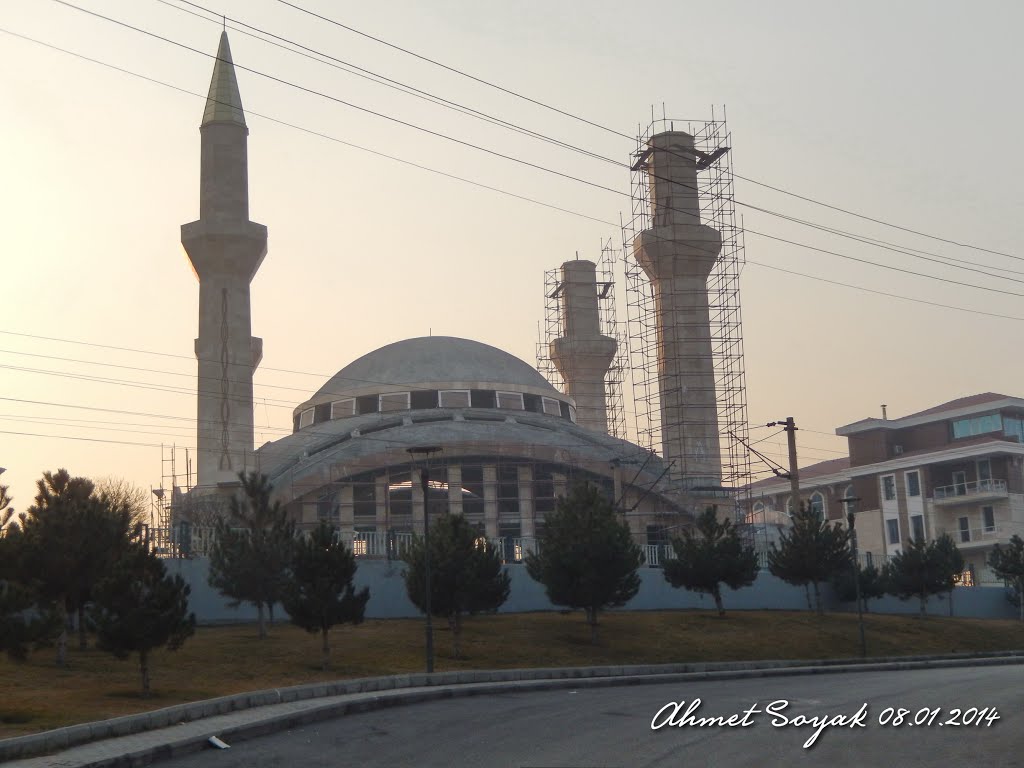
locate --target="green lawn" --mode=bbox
[2,609,1023,739]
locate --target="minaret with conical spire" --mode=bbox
[181,32,267,488]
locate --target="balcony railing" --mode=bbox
[933,478,1007,501]
[937,524,1006,547]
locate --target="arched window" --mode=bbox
[809,492,825,520]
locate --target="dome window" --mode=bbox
[542,397,562,416]
[298,408,314,429]
[331,398,356,419]
[379,392,411,412]
[496,391,525,410]
[439,389,471,408]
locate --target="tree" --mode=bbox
[767,504,851,613]
[403,513,511,658]
[526,482,643,643]
[882,534,964,617]
[89,545,196,695]
[989,535,1024,622]
[662,507,758,616]
[19,470,138,664]
[93,477,152,529]
[281,521,369,670]
[831,563,886,613]
[0,522,61,661]
[208,472,295,638]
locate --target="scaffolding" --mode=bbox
[536,241,629,440]
[149,444,194,555]
[621,110,752,526]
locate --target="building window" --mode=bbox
[496,392,525,410]
[882,475,896,501]
[439,389,471,408]
[299,408,314,429]
[461,465,485,519]
[353,480,376,518]
[906,471,921,498]
[317,492,337,521]
[977,458,992,483]
[952,470,967,496]
[911,514,924,542]
[952,413,1002,439]
[958,516,970,543]
[497,464,519,515]
[568,404,577,423]
[809,492,825,520]
[379,392,411,412]
[1004,416,1024,442]
[886,518,900,545]
[983,505,995,533]
[542,397,562,416]
[331,398,356,419]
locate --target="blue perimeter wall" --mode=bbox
[164,558,1020,623]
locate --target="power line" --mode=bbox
[271,0,1015,261]
[272,0,631,142]
[16,17,1017,307]
[745,261,1024,322]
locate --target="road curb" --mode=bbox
[4,650,1024,766]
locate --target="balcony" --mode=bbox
[932,478,1008,506]
[936,524,1008,549]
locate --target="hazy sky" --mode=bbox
[2,0,1022,511]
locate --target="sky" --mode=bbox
[2,0,1022,513]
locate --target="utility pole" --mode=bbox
[842,496,867,658]
[407,446,441,674]
[782,416,799,514]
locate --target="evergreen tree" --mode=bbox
[208,472,295,638]
[0,521,61,661]
[989,534,1024,622]
[403,513,511,658]
[662,507,758,616]
[767,503,850,613]
[831,563,886,613]
[525,482,643,643]
[89,545,196,695]
[281,521,369,670]
[882,533,963,617]
[18,470,137,664]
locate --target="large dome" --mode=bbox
[294,336,562,418]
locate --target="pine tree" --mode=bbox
[767,503,850,613]
[882,533,963,617]
[403,513,510,658]
[989,535,1024,622]
[525,482,643,643]
[19,470,137,664]
[89,545,196,695]
[0,521,61,661]
[831,563,886,613]
[208,472,295,638]
[282,521,369,670]
[662,507,758,616]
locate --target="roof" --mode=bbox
[306,336,558,405]
[901,392,1011,419]
[749,456,850,491]
[202,32,246,127]
[837,392,1023,436]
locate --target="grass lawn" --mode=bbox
[2,609,1023,739]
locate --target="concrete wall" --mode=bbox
[167,557,1021,624]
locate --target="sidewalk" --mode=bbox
[5,651,1024,768]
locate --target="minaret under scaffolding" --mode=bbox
[181,32,267,488]
[632,130,722,490]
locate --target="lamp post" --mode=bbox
[407,446,441,673]
[841,495,866,658]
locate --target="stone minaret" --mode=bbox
[549,260,616,433]
[181,32,267,487]
[632,131,721,490]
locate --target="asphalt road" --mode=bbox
[161,666,1024,767]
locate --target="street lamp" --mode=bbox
[841,495,866,658]
[407,446,441,673]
